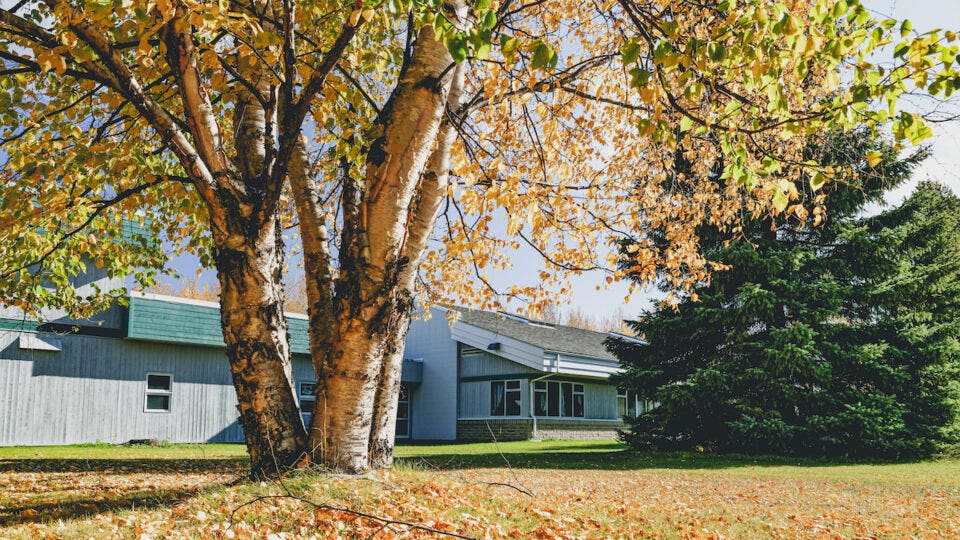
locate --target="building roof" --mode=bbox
[453,309,617,361]
[126,292,311,354]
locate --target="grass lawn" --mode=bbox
[1,441,958,538]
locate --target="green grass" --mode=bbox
[5,439,959,487]
[0,442,246,460]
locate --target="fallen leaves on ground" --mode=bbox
[1,457,959,538]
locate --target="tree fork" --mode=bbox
[309,13,466,471]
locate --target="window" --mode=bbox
[618,388,646,418]
[144,373,172,412]
[299,382,316,415]
[490,380,521,416]
[533,381,585,418]
[534,382,547,416]
[395,385,410,438]
[573,384,585,417]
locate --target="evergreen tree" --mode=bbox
[609,136,960,459]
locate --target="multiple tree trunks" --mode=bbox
[26,0,467,475]
[310,19,467,473]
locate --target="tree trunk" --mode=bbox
[310,16,466,472]
[212,211,308,477]
[367,301,413,469]
[367,61,467,469]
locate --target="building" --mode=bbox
[404,308,628,441]
[0,267,631,446]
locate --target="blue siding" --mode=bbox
[0,330,244,445]
[402,309,458,440]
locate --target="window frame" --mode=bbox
[533,380,585,418]
[490,379,523,417]
[299,381,316,414]
[572,383,585,418]
[617,388,644,419]
[395,384,411,438]
[144,372,173,413]
[533,381,548,416]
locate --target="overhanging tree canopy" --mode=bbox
[1,0,957,473]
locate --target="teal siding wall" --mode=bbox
[288,317,310,356]
[126,295,310,354]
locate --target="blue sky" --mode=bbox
[162,0,960,322]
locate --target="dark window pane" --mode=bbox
[506,380,521,390]
[506,390,521,416]
[573,393,584,417]
[534,391,547,416]
[547,382,559,416]
[395,420,409,437]
[562,383,573,417]
[573,384,584,393]
[490,381,505,416]
[397,402,409,418]
[300,399,315,413]
[147,374,170,391]
[618,397,627,418]
[300,382,315,397]
[146,394,170,411]
[399,385,409,401]
[534,381,547,390]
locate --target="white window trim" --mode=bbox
[617,388,645,418]
[299,381,316,416]
[534,381,586,418]
[144,372,173,413]
[491,379,523,417]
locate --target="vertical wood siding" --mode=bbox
[0,330,249,445]
[459,350,539,378]
[0,331,320,446]
[583,382,618,419]
[402,310,458,440]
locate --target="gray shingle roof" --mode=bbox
[453,309,616,361]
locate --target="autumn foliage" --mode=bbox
[2,0,959,472]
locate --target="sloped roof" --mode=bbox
[453,309,616,361]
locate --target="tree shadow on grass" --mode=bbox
[0,457,248,474]
[395,444,898,472]
[0,486,210,527]
[0,458,248,527]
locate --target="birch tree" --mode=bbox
[1,0,956,474]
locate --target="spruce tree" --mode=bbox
[609,135,960,459]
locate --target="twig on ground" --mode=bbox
[484,421,535,498]
[478,480,535,497]
[228,494,476,539]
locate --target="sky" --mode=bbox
[865,0,960,204]
[161,0,960,322]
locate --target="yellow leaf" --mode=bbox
[865,151,883,167]
[348,9,362,27]
[37,50,67,75]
